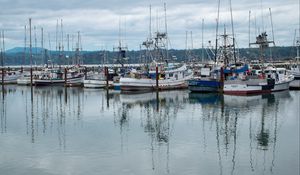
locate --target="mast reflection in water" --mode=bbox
[0,85,299,175]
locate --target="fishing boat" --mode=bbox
[223,63,275,95]
[188,66,223,93]
[120,63,193,92]
[65,67,85,87]
[264,67,294,91]
[289,0,300,89]
[34,69,65,86]
[289,64,300,89]
[17,71,33,85]
[83,71,113,88]
[0,70,22,84]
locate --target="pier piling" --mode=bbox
[64,67,67,86]
[156,66,159,91]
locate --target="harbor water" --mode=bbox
[0,85,299,175]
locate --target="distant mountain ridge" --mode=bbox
[6,47,45,54]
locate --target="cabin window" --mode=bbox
[169,73,173,77]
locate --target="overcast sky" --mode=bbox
[0,0,298,51]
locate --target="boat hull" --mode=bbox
[188,79,222,93]
[224,82,273,96]
[65,77,84,87]
[83,80,113,88]
[17,78,32,85]
[34,79,65,86]
[120,77,190,92]
[289,76,300,90]
[272,76,294,92]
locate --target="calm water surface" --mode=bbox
[0,85,299,175]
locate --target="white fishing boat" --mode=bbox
[264,67,294,91]
[0,70,22,84]
[17,71,32,85]
[83,72,112,88]
[120,64,193,92]
[224,78,274,95]
[289,64,300,89]
[289,0,300,89]
[65,67,84,87]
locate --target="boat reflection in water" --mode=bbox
[0,86,298,175]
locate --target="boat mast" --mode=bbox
[41,27,44,65]
[149,4,152,39]
[214,0,221,64]
[248,11,251,48]
[29,19,32,68]
[297,0,300,65]
[229,0,237,64]
[1,30,5,68]
[24,25,27,66]
[201,18,204,63]
[164,3,168,60]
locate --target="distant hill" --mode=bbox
[6,47,45,54]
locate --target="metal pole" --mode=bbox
[29,18,33,86]
[156,66,159,91]
[105,66,109,89]
[64,67,67,86]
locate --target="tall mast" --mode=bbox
[48,32,52,66]
[269,8,275,46]
[61,19,64,52]
[201,18,204,63]
[297,0,300,64]
[41,27,44,64]
[229,0,237,64]
[214,0,221,64]
[29,18,32,68]
[190,31,193,50]
[185,31,188,59]
[260,0,265,32]
[24,25,27,65]
[248,11,251,48]
[149,4,152,39]
[164,3,168,60]
[1,30,5,67]
[56,19,58,52]
[34,26,37,56]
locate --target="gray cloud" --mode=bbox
[0,0,298,51]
